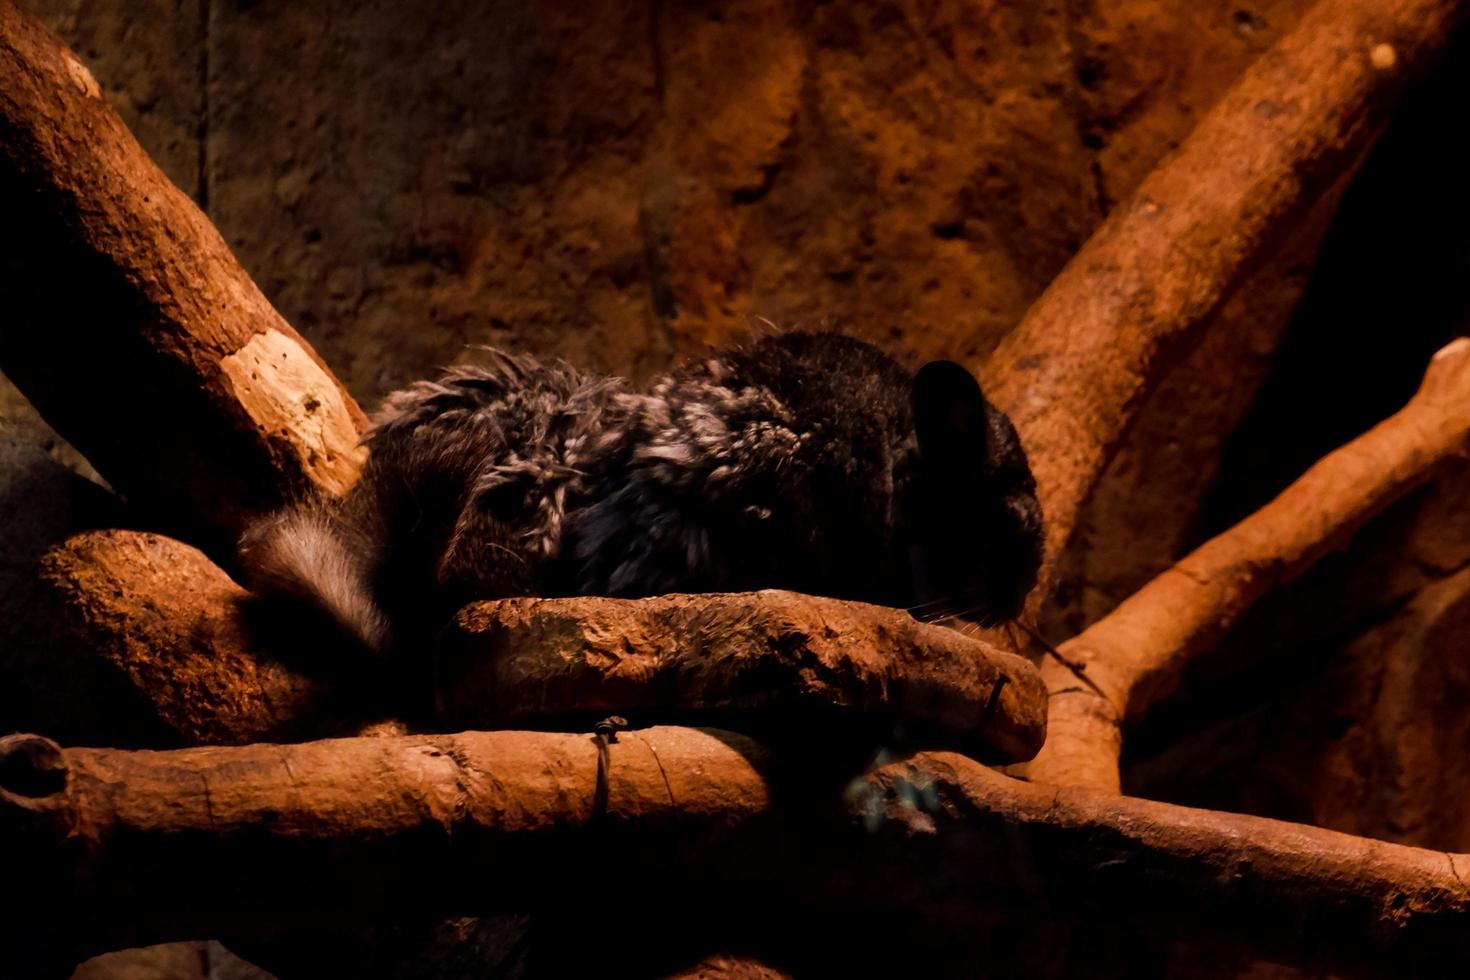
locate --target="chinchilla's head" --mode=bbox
[609,330,1044,622]
[897,359,1043,625]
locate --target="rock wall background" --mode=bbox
[6,1,1470,977]
[14,0,1319,394]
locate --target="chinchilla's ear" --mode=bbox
[912,360,988,466]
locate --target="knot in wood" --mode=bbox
[0,734,68,799]
[594,716,630,744]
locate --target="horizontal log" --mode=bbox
[0,3,367,547]
[31,534,1044,759]
[0,726,778,975]
[662,955,792,980]
[437,591,1048,764]
[3,729,1466,978]
[981,0,1470,576]
[854,752,1470,977]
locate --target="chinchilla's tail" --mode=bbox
[238,505,390,657]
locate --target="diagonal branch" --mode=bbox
[3,729,1465,978]
[0,2,367,549]
[981,0,1470,577]
[1029,338,1470,791]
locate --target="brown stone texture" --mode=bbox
[1135,564,1470,849]
[10,0,1324,403]
[194,0,1097,390]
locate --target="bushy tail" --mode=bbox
[238,506,390,657]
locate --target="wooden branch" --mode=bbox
[34,535,1043,760]
[4,729,1466,977]
[663,955,792,980]
[0,3,367,548]
[1030,338,1470,791]
[0,726,778,975]
[857,751,1470,978]
[35,529,341,747]
[438,591,1048,763]
[981,0,1470,573]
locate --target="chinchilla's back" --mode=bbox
[238,347,628,658]
[238,332,1043,667]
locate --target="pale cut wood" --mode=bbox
[0,2,368,548]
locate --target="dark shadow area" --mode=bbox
[1124,28,1470,824]
[1198,30,1470,536]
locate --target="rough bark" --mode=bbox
[31,538,1046,761]
[3,730,1466,978]
[438,591,1048,764]
[857,751,1470,979]
[660,956,792,980]
[35,528,340,747]
[1030,338,1470,791]
[981,0,1470,571]
[70,942,273,980]
[0,726,778,976]
[0,1,367,549]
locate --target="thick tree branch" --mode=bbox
[33,532,1046,760]
[1030,338,1470,790]
[0,726,778,976]
[33,529,342,747]
[0,2,367,548]
[982,0,1470,572]
[858,751,1470,978]
[439,592,1048,763]
[663,955,792,979]
[3,730,1465,978]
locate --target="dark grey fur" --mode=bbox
[239,333,1043,659]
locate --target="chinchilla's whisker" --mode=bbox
[907,588,980,613]
[908,587,989,618]
[1014,618,1107,699]
[905,587,987,608]
[941,602,994,625]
